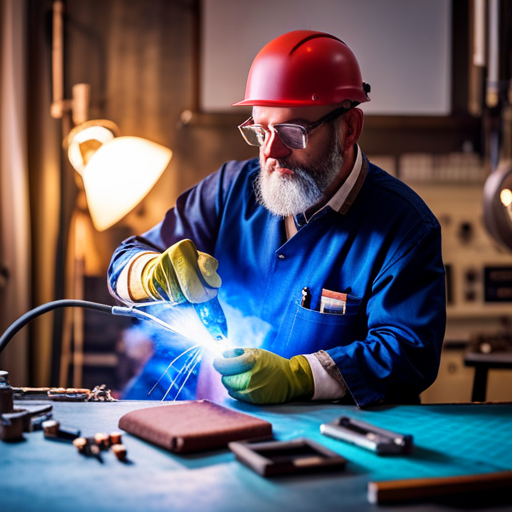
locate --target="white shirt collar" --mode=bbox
[326,143,363,213]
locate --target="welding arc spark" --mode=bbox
[161,346,202,401]
[160,346,200,401]
[173,352,202,400]
[148,344,201,398]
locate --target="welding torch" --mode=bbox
[0,299,226,356]
[192,296,228,343]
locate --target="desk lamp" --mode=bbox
[66,118,172,231]
[51,1,172,231]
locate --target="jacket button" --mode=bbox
[278,254,286,260]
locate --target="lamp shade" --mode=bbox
[81,136,172,231]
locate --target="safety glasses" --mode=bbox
[238,104,352,150]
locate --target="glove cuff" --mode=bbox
[117,251,159,302]
[289,355,314,401]
[141,254,165,300]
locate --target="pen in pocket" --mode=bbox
[301,287,311,309]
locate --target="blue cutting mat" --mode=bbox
[235,402,512,482]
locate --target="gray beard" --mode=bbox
[255,133,344,217]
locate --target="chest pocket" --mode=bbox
[270,294,364,358]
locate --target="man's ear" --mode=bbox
[340,107,364,151]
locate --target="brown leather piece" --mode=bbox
[118,400,272,453]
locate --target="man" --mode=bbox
[108,30,446,408]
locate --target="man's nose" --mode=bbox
[262,129,292,159]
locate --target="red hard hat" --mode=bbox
[233,30,370,107]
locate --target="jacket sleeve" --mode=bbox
[325,222,446,408]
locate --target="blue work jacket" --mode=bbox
[108,156,446,407]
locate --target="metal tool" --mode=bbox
[0,370,13,414]
[320,416,413,455]
[13,386,89,401]
[1,404,53,441]
[12,384,116,402]
[193,296,228,342]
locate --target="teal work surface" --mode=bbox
[1,400,511,512]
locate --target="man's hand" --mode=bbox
[142,239,221,304]
[213,348,314,404]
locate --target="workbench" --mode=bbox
[1,400,511,512]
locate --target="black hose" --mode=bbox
[0,300,114,354]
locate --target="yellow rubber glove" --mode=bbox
[213,348,314,404]
[142,239,221,304]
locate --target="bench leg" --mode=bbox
[471,367,489,402]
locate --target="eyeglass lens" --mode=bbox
[240,124,307,150]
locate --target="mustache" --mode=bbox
[276,157,301,171]
[265,157,307,175]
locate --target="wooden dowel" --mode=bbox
[368,470,512,504]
